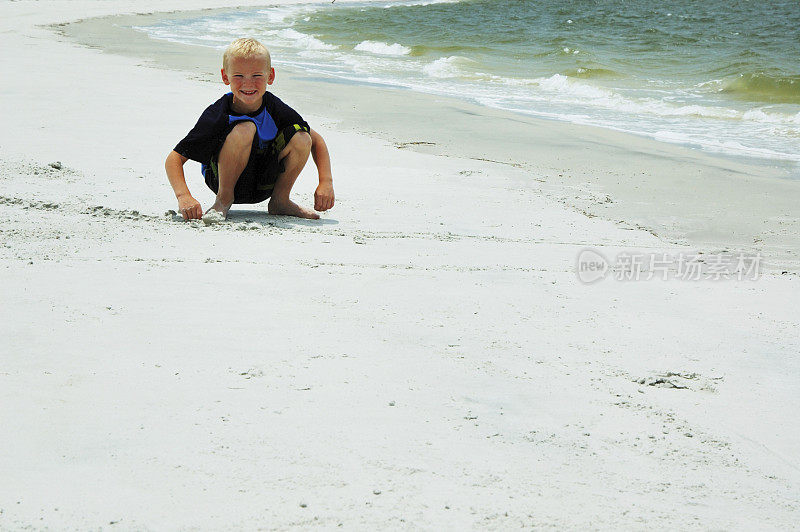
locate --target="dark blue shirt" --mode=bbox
[174,91,309,166]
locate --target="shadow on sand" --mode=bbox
[226,209,339,229]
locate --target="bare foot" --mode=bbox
[268,197,320,219]
[208,193,234,219]
[202,209,225,226]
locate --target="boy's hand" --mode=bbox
[314,182,335,212]
[178,194,202,220]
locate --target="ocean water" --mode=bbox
[136,0,800,163]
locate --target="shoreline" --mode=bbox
[60,6,800,272]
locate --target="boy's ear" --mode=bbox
[221,67,230,85]
[268,67,275,85]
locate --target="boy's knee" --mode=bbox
[226,121,257,145]
[291,131,312,152]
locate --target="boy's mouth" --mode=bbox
[240,90,257,96]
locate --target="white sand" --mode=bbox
[1,1,799,529]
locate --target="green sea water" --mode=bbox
[137,0,800,162]
[298,0,800,102]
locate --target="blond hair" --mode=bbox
[223,38,271,71]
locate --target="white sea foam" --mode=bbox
[743,108,800,125]
[275,28,337,51]
[535,74,613,100]
[354,41,411,56]
[695,79,723,89]
[662,104,738,119]
[423,56,471,78]
[653,131,800,161]
[132,25,228,48]
[529,75,767,122]
[256,5,317,25]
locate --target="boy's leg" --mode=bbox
[209,121,256,217]
[267,131,319,220]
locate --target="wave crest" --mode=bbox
[275,28,336,51]
[354,40,411,56]
[422,56,472,78]
[717,72,800,104]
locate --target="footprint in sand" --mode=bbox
[202,209,225,226]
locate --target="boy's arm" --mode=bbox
[165,150,203,220]
[309,128,334,212]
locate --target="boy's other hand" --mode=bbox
[314,182,335,212]
[178,194,202,220]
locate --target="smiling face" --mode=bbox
[221,54,275,114]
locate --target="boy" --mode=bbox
[165,38,334,221]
